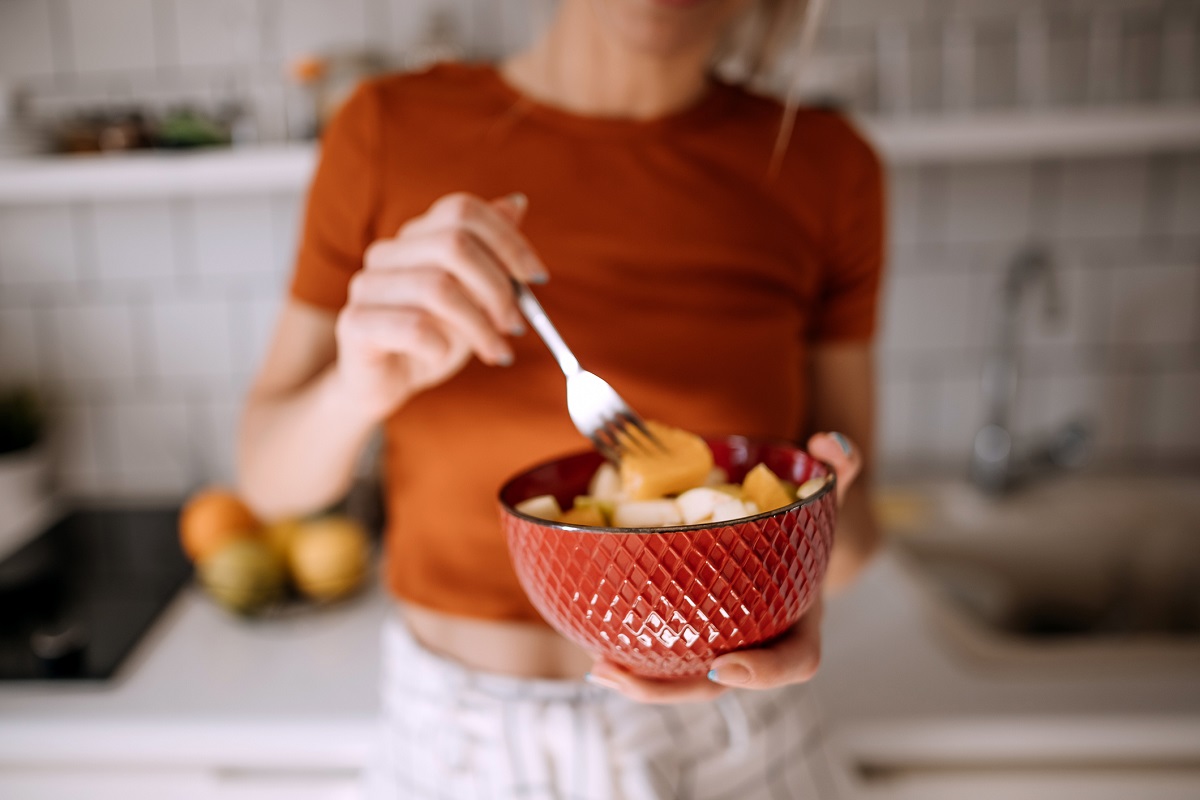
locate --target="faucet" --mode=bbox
[970,246,1091,493]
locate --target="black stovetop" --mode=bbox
[0,507,191,681]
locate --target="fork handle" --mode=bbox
[512,280,581,377]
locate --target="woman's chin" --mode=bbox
[592,0,749,57]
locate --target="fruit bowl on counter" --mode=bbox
[180,488,374,617]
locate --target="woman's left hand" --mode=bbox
[584,431,862,704]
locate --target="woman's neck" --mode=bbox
[501,1,715,120]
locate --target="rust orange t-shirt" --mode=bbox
[289,62,885,623]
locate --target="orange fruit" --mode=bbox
[180,488,262,563]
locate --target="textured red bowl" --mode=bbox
[499,436,837,679]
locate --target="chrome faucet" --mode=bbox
[970,246,1091,493]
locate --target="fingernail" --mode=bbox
[528,272,549,285]
[830,432,853,457]
[708,663,751,685]
[509,320,526,336]
[507,192,528,214]
[584,672,618,691]
[495,352,513,367]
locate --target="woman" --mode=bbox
[239,0,883,796]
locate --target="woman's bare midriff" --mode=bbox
[399,600,595,679]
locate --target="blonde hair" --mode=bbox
[714,0,830,178]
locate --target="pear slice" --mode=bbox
[559,505,608,527]
[676,487,728,525]
[588,462,622,503]
[612,500,684,528]
[702,467,729,487]
[797,475,832,501]
[710,497,756,523]
[515,494,563,521]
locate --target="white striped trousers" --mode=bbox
[364,612,837,800]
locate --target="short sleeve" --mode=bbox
[289,81,383,312]
[810,130,886,343]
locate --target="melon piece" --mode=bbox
[742,463,795,514]
[612,499,684,528]
[588,462,622,502]
[515,494,562,521]
[676,487,729,525]
[618,421,714,500]
[713,483,745,499]
[797,475,831,501]
[702,467,729,487]
[559,505,608,528]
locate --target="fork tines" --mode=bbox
[590,412,665,463]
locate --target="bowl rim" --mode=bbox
[498,434,838,535]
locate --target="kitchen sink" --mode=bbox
[881,474,1200,670]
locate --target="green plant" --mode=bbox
[0,387,44,455]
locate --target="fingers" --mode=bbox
[707,598,824,691]
[347,269,514,366]
[364,229,522,334]
[585,659,728,705]
[336,305,456,365]
[807,431,862,505]
[404,192,549,284]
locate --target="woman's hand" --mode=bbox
[334,192,546,421]
[584,431,862,704]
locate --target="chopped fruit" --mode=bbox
[742,463,795,514]
[588,462,622,502]
[797,475,831,500]
[516,494,563,521]
[613,499,684,528]
[676,487,729,525]
[702,467,729,487]
[619,421,714,500]
[573,495,615,524]
[710,497,757,523]
[559,505,608,527]
[712,483,745,498]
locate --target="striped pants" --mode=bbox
[364,612,836,800]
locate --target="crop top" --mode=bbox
[289,62,884,622]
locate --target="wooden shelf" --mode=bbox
[0,108,1197,203]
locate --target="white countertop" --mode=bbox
[2,549,1198,775]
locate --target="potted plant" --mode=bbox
[0,387,48,557]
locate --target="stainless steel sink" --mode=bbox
[881,475,1200,670]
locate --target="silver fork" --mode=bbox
[512,281,661,462]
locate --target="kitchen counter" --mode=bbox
[3,549,1199,795]
[0,581,388,772]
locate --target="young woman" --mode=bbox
[239,0,884,796]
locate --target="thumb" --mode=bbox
[493,192,528,224]
[806,432,861,506]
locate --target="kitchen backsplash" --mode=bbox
[0,0,1198,498]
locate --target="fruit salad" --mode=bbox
[515,421,831,529]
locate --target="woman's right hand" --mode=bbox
[333,192,547,422]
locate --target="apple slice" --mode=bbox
[515,494,562,521]
[742,463,795,514]
[612,500,684,528]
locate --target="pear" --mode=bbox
[797,476,831,501]
[515,494,563,521]
[742,463,795,514]
[710,497,757,523]
[612,500,684,528]
[676,487,729,525]
[588,463,622,503]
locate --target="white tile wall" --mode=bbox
[169,0,263,71]
[65,0,160,74]
[47,301,139,386]
[106,398,193,494]
[1056,157,1149,240]
[191,196,276,280]
[1108,263,1200,346]
[148,296,236,386]
[943,163,1033,244]
[0,206,81,286]
[0,0,58,81]
[0,0,1197,498]
[91,200,177,283]
[0,307,41,383]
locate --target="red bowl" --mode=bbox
[499,436,837,679]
